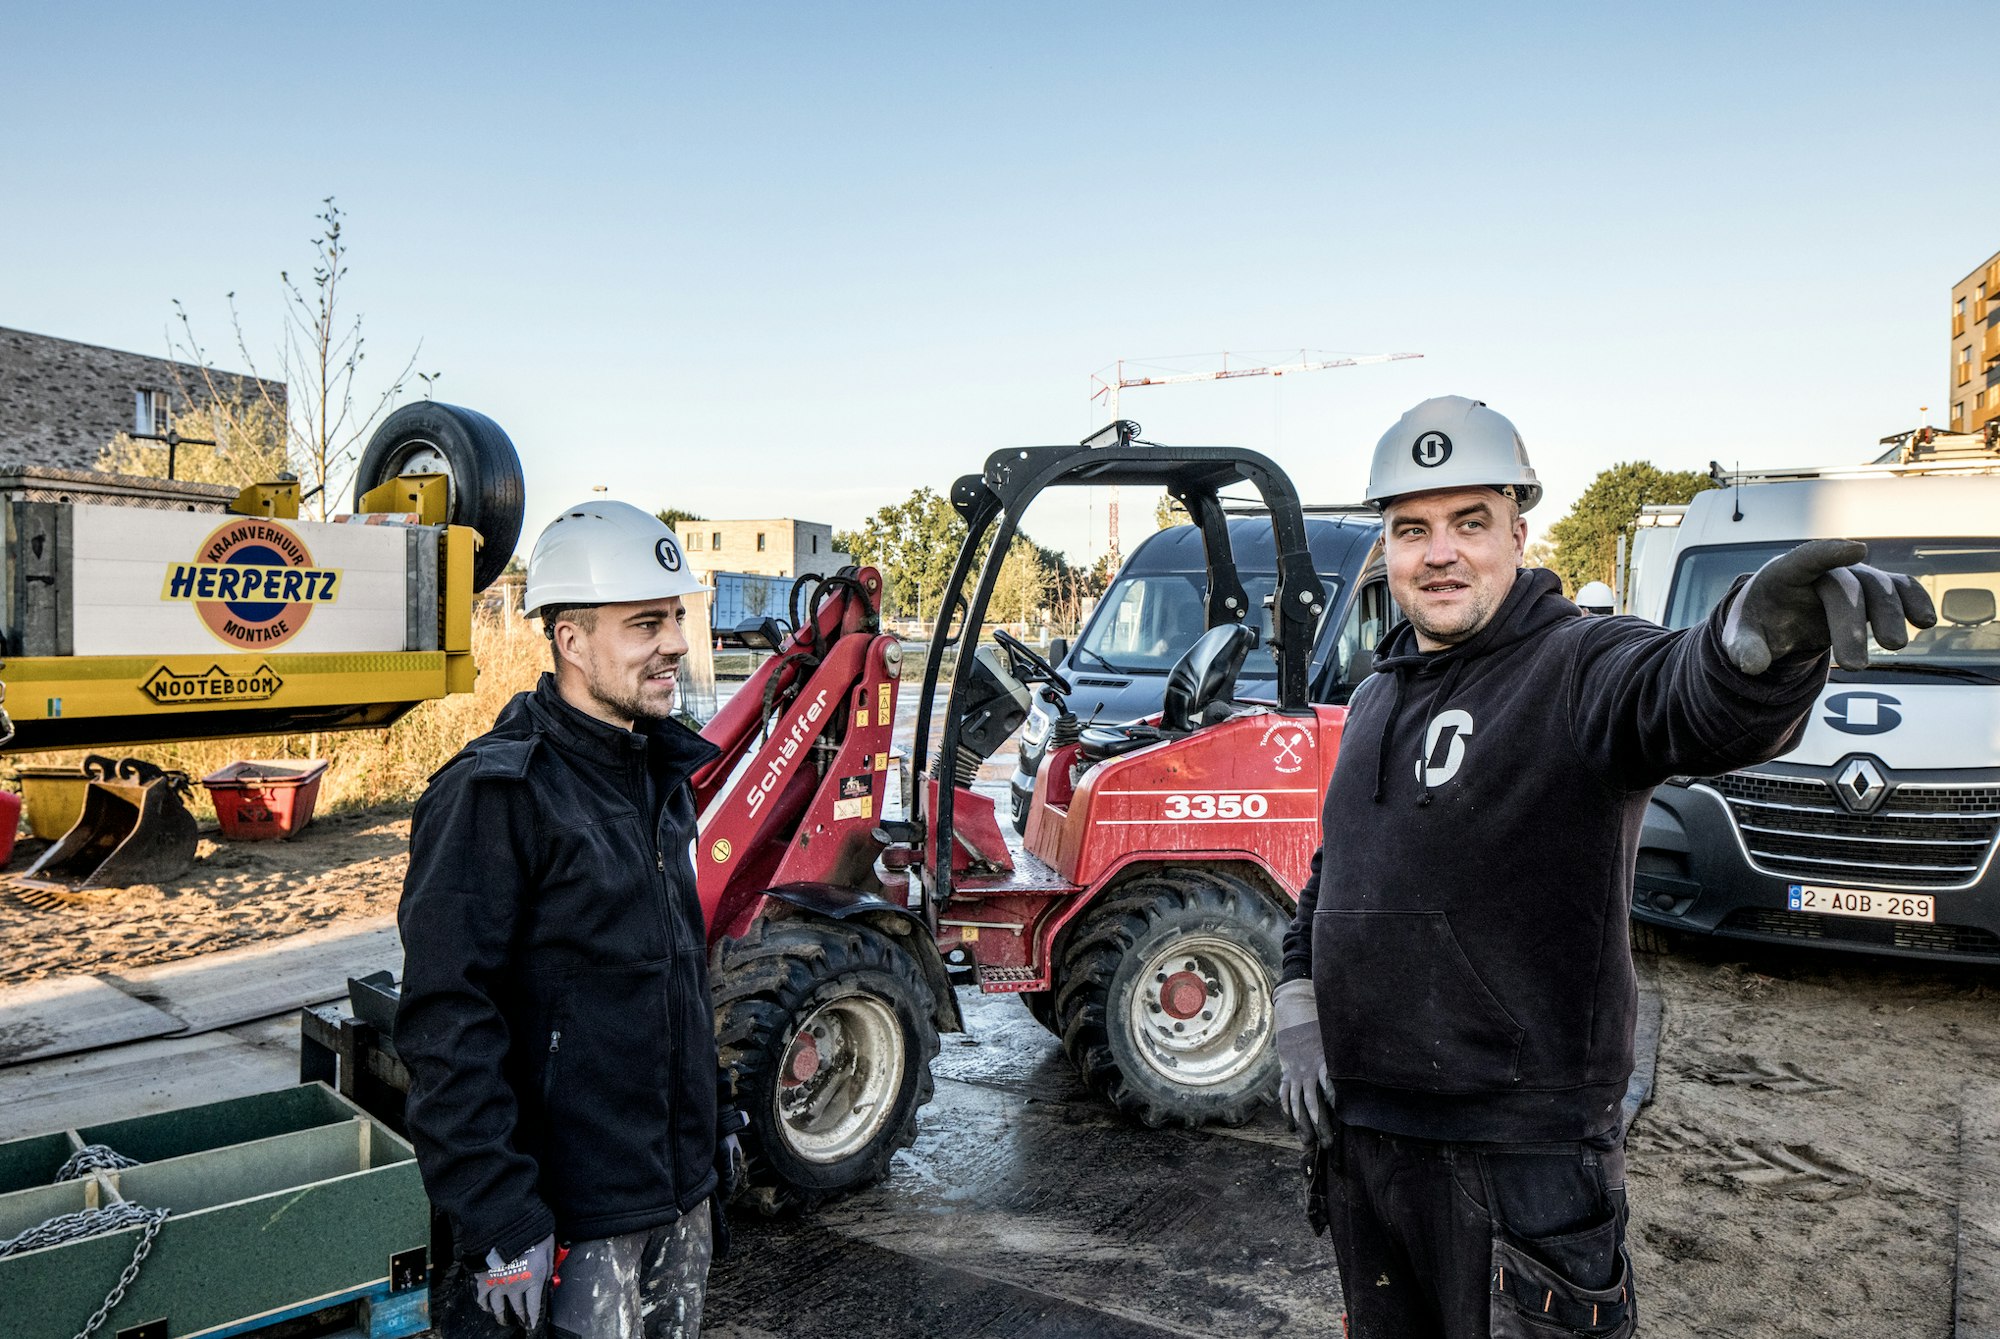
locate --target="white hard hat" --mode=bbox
[1364,395,1542,513]
[1575,581,1616,613]
[525,500,707,615]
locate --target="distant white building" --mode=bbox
[674,518,850,581]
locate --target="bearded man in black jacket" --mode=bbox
[1272,397,1934,1338]
[398,500,741,1338]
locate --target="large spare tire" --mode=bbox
[354,402,525,591]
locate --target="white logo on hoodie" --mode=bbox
[1417,709,1475,786]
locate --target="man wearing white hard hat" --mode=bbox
[1270,397,1933,1336]
[397,501,741,1338]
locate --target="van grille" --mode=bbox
[1705,772,2000,890]
[1721,908,2000,956]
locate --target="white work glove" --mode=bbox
[477,1233,556,1329]
[1273,979,1333,1144]
[1722,539,1935,674]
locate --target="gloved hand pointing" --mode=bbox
[1273,979,1334,1144]
[1722,539,1936,675]
[477,1233,556,1329]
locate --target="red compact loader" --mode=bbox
[692,421,1349,1211]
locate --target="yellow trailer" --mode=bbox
[0,402,524,755]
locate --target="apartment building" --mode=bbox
[674,518,850,579]
[1951,250,2000,434]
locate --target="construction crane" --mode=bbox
[1087,349,1422,564]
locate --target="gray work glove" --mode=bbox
[1722,539,1936,675]
[477,1233,556,1329]
[1273,979,1334,1144]
[719,1131,748,1198]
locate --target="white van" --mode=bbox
[1626,435,2000,962]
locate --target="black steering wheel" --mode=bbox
[992,629,1072,697]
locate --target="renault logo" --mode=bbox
[1832,756,1890,814]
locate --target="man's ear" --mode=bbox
[1512,512,1530,560]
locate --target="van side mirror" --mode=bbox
[1048,636,1069,666]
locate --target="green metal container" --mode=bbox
[0,1084,429,1338]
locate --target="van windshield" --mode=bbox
[1665,539,2000,673]
[1076,572,1297,676]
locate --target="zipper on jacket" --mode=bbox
[543,1029,562,1104]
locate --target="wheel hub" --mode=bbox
[1127,936,1273,1089]
[773,992,906,1164]
[1160,970,1209,1020]
[783,1031,822,1087]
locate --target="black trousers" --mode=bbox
[1324,1123,1636,1339]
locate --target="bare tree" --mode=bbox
[171,197,424,519]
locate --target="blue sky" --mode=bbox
[3,2,1991,562]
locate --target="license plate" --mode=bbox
[1787,884,1935,923]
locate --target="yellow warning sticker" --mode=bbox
[874,752,889,771]
[834,795,873,821]
[878,683,891,719]
[856,710,870,728]
[710,839,732,863]
[961,926,980,942]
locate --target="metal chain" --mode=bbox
[0,1144,168,1339]
[67,1206,169,1339]
[53,1145,139,1181]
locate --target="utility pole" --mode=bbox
[1088,349,1421,563]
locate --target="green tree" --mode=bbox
[656,507,705,528]
[841,485,1060,624]
[1155,492,1189,530]
[1545,462,1716,595]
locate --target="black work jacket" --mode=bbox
[396,674,723,1261]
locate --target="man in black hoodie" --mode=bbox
[1273,397,1934,1338]
[398,500,740,1338]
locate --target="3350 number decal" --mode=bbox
[1161,792,1269,820]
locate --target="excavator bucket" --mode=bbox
[16,760,199,892]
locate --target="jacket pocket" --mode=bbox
[539,960,679,1217]
[1490,1214,1635,1338]
[1314,909,1525,1091]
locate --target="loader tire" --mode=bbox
[1054,866,1284,1128]
[354,401,525,591]
[713,917,939,1216]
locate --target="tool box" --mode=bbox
[0,1084,429,1338]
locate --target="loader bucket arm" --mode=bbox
[692,566,886,811]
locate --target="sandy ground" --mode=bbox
[2,795,1996,1332]
[0,806,411,987]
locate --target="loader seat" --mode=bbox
[1160,622,1258,732]
[1075,623,1258,764]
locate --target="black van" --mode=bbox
[1007,513,1395,830]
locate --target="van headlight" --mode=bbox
[1021,705,1052,747]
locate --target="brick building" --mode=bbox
[0,325,284,471]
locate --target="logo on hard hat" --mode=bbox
[1412,431,1452,468]
[655,538,683,572]
[162,519,340,651]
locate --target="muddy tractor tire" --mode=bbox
[354,401,525,592]
[712,917,940,1215]
[1054,866,1285,1128]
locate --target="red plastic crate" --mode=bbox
[201,760,330,841]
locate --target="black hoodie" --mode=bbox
[1280,567,1824,1142]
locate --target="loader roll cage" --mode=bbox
[912,420,1329,908]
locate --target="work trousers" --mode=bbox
[436,1202,713,1339]
[1324,1124,1635,1339]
